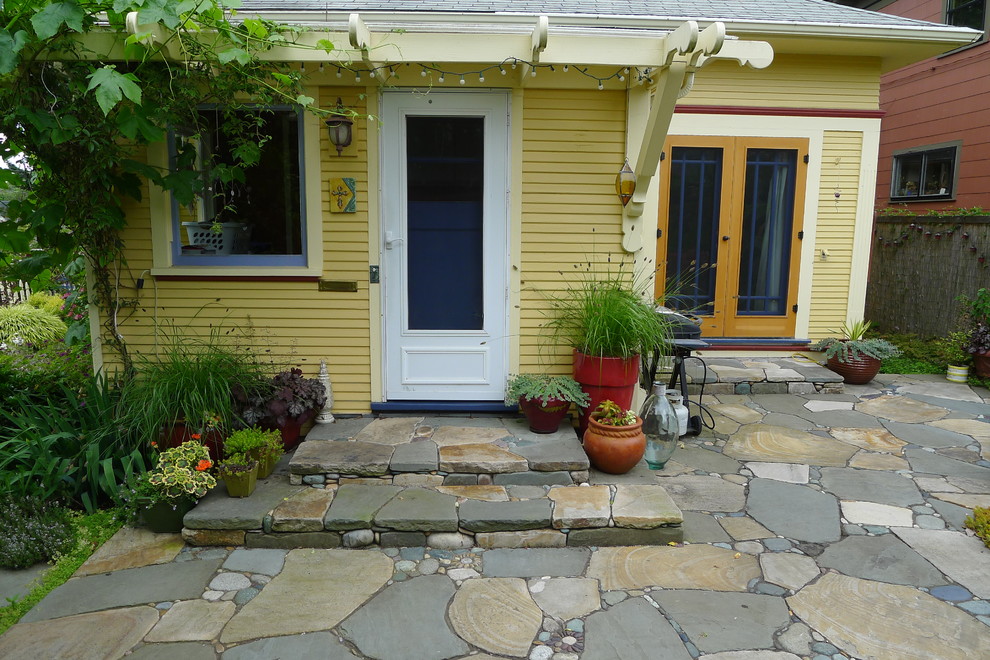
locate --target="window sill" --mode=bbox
[151,266,322,281]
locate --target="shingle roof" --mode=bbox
[238,0,942,29]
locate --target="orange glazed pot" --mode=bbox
[582,414,646,475]
[826,354,882,385]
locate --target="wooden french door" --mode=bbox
[656,136,807,338]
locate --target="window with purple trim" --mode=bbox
[171,106,307,267]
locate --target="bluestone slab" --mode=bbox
[290,440,394,475]
[905,448,990,480]
[340,575,468,660]
[374,488,459,531]
[304,417,376,441]
[882,420,972,449]
[21,558,223,623]
[817,535,948,587]
[127,642,216,660]
[222,548,287,576]
[324,484,402,530]
[389,440,439,471]
[892,527,990,598]
[509,438,590,471]
[458,499,553,532]
[482,548,590,577]
[582,597,692,660]
[184,480,301,530]
[746,479,840,543]
[223,631,357,660]
[819,468,924,507]
[492,471,573,486]
[651,590,791,653]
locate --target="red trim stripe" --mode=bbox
[675,105,885,119]
[154,275,321,282]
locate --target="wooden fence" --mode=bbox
[0,280,29,306]
[866,215,990,337]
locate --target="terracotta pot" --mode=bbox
[826,354,882,385]
[139,499,194,533]
[518,396,571,434]
[573,350,640,434]
[582,414,646,475]
[974,353,990,378]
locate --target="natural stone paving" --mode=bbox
[5,372,990,660]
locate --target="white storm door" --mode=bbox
[382,91,509,400]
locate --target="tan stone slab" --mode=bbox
[914,476,960,493]
[848,451,910,471]
[439,443,527,473]
[930,492,990,509]
[449,578,543,658]
[436,485,509,501]
[701,653,801,660]
[76,527,184,577]
[766,368,805,383]
[712,414,741,436]
[759,553,820,591]
[709,365,766,383]
[145,599,235,642]
[946,475,990,494]
[474,530,567,548]
[855,395,948,423]
[432,426,512,447]
[0,606,158,660]
[271,488,335,532]
[353,416,423,445]
[220,549,392,643]
[710,403,764,425]
[530,577,601,620]
[181,528,246,547]
[612,485,683,528]
[930,418,990,440]
[719,516,773,541]
[829,427,907,455]
[724,425,858,467]
[392,473,445,486]
[788,572,989,660]
[548,485,611,529]
[587,545,760,592]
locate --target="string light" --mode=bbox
[478,73,485,83]
[459,75,465,85]
[336,67,342,78]
[438,74,445,83]
[319,63,324,73]
[597,80,604,90]
[563,64,569,72]
[421,68,428,77]
[499,67,506,75]
[355,73,361,82]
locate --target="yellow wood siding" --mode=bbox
[518,89,629,374]
[808,130,864,339]
[107,89,373,413]
[687,55,881,110]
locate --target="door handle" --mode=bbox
[385,231,404,250]
[722,235,730,241]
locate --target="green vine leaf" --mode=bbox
[87,66,143,115]
[295,94,314,107]
[218,47,251,65]
[136,0,182,30]
[30,1,85,39]
[0,29,30,75]
[316,38,334,53]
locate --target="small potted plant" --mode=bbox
[960,288,990,378]
[811,319,901,384]
[239,368,327,450]
[226,427,283,478]
[216,452,259,498]
[938,331,972,383]
[581,400,646,475]
[505,374,590,433]
[123,442,216,533]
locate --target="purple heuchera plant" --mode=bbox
[241,368,327,426]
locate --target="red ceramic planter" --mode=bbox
[826,354,882,385]
[518,396,571,434]
[582,414,646,475]
[974,353,990,378]
[573,350,640,433]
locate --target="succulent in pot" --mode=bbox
[581,400,646,475]
[505,373,590,434]
[811,319,901,385]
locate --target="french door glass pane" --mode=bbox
[665,147,722,315]
[737,149,797,316]
[406,116,484,330]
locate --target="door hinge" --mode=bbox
[657,228,663,239]
[797,230,804,240]
[803,154,809,164]
[660,151,666,161]
[792,303,798,313]
[369,265,380,284]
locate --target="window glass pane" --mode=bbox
[195,108,302,256]
[893,154,923,198]
[922,148,954,196]
[947,0,986,30]
[406,116,485,330]
[737,149,796,316]
[665,147,721,315]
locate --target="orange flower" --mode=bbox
[150,441,158,448]
[195,459,213,472]
[190,433,202,440]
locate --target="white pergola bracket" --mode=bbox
[349,13,375,69]
[520,15,549,85]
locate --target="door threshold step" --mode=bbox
[181,475,683,549]
[681,356,844,395]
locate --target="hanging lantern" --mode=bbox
[325,98,353,156]
[615,159,635,207]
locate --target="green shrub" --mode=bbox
[27,291,66,316]
[965,507,990,549]
[0,496,77,569]
[225,427,278,456]
[0,339,92,403]
[0,304,67,346]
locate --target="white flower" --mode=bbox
[0,342,6,350]
[12,336,23,345]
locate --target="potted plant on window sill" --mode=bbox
[581,400,646,475]
[543,263,672,434]
[123,442,216,533]
[505,374,590,434]
[239,368,327,450]
[812,319,901,385]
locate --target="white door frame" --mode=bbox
[380,90,510,401]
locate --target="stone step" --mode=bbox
[682,356,844,395]
[181,468,684,550]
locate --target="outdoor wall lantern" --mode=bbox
[325,98,353,156]
[615,158,636,207]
